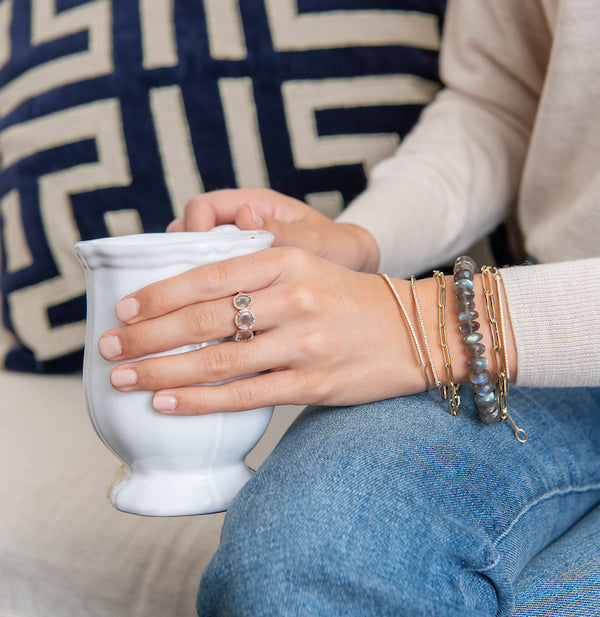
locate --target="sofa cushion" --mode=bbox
[0,370,216,616]
[0,367,301,617]
[0,1,444,372]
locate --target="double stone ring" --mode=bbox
[233,292,256,342]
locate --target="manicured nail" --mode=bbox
[98,334,122,360]
[110,368,138,388]
[115,297,139,322]
[153,394,178,412]
[249,205,264,227]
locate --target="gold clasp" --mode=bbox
[505,413,528,443]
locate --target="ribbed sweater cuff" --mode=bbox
[500,258,600,387]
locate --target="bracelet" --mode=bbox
[433,271,460,415]
[379,273,431,390]
[411,276,441,389]
[494,270,511,381]
[481,267,528,443]
[453,256,499,424]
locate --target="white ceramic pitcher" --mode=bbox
[74,228,274,516]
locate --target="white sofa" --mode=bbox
[0,5,447,612]
[0,366,300,617]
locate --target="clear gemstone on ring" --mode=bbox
[233,293,253,310]
[235,309,255,330]
[234,329,254,342]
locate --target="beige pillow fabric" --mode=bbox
[0,368,300,616]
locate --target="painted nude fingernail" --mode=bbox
[249,205,264,227]
[115,297,139,322]
[110,368,138,388]
[153,395,178,412]
[98,334,122,360]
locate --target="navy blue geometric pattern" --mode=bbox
[0,0,445,373]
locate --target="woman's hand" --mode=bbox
[97,248,428,415]
[167,188,379,273]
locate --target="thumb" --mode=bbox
[234,203,265,229]
[234,204,304,248]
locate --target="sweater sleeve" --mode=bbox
[499,259,600,388]
[337,0,551,278]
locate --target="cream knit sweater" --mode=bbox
[338,0,600,388]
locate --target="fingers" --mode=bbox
[182,190,250,231]
[96,243,401,415]
[233,203,264,230]
[165,188,376,271]
[99,301,233,362]
[113,247,295,325]
[151,370,307,415]
[166,218,184,232]
[168,188,294,232]
[165,192,257,233]
[107,327,323,414]
[108,332,287,394]
[168,202,263,234]
[99,285,282,362]
[166,188,314,237]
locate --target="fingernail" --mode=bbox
[249,206,264,227]
[98,335,122,360]
[110,368,138,388]
[115,297,139,322]
[153,394,178,412]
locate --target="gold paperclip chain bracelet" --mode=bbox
[433,271,460,416]
[481,266,528,443]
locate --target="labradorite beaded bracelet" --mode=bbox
[453,256,500,425]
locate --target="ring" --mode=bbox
[233,292,255,342]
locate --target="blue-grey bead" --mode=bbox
[468,355,488,371]
[459,321,480,334]
[455,287,475,301]
[470,370,490,384]
[454,256,477,273]
[459,309,479,322]
[454,268,473,281]
[454,278,474,291]
[476,396,497,412]
[474,381,494,396]
[457,299,475,312]
[476,391,496,405]
[463,332,483,345]
[479,406,500,424]
[467,342,486,357]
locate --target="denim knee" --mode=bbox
[197,389,600,616]
[198,395,502,616]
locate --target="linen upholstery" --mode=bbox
[0,367,301,617]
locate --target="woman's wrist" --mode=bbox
[336,223,380,273]
[389,273,517,392]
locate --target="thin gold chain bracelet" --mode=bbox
[379,273,431,391]
[433,271,460,415]
[481,266,528,443]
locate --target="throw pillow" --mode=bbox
[0,0,445,372]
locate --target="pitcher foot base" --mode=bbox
[109,464,254,516]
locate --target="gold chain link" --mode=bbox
[433,271,460,416]
[481,267,527,443]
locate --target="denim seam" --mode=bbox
[475,481,600,572]
[457,483,600,617]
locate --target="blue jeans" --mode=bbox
[197,386,600,616]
